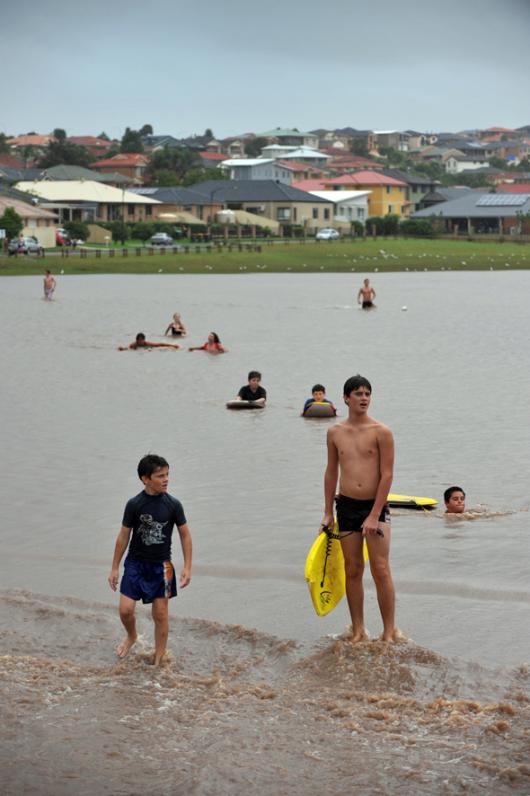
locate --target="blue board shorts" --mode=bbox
[120,557,177,604]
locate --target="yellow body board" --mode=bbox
[387,493,438,509]
[304,521,368,617]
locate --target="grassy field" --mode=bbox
[1,238,529,276]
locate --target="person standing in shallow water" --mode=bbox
[321,375,399,642]
[357,278,376,309]
[108,454,192,665]
[43,270,56,300]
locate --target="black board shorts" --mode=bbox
[335,494,390,534]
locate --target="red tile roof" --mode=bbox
[7,134,53,147]
[93,153,149,167]
[0,153,25,168]
[496,183,530,193]
[291,179,328,191]
[325,170,407,187]
[200,152,226,161]
[277,160,324,173]
[68,136,112,148]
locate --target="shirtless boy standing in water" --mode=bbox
[357,278,376,309]
[322,375,398,642]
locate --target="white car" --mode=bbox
[316,228,340,240]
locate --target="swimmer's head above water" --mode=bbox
[444,486,466,514]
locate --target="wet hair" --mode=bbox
[312,384,326,393]
[444,486,465,503]
[135,333,146,342]
[248,370,261,380]
[343,375,372,396]
[210,332,220,343]
[138,454,169,480]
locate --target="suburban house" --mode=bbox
[91,153,150,183]
[130,186,218,221]
[199,152,227,170]
[381,169,439,212]
[258,128,320,149]
[39,164,134,186]
[67,136,114,158]
[14,180,160,223]
[444,154,490,174]
[189,180,334,234]
[419,186,473,210]
[311,171,410,217]
[0,194,58,247]
[307,190,370,227]
[7,134,54,152]
[372,131,411,152]
[259,145,330,166]
[220,158,294,184]
[412,191,530,234]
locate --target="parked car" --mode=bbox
[8,236,44,256]
[316,228,340,240]
[56,228,71,246]
[150,232,173,245]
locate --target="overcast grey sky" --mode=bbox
[2,0,529,140]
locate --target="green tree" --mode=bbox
[98,132,110,141]
[64,221,90,242]
[413,160,445,181]
[53,128,67,141]
[379,146,412,169]
[0,206,24,241]
[150,169,180,187]
[120,127,144,153]
[0,133,10,153]
[146,146,201,183]
[204,128,214,139]
[139,124,153,137]
[107,220,129,244]
[182,167,225,186]
[21,145,37,167]
[129,221,155,241]
[38,140,93,168]
[400,218,434,237]
[351,138,370,157]
[244,137,268,157]
[489,156,507,170]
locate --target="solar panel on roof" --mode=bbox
[476,194,528,207]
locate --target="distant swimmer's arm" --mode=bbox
[363,426,394,536]
[322,428,339,529]
[164,324,172,336]
[108,525,132,590]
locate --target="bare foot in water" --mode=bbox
[349,629,370,643]
[379,628,406,643]
[116,635,137,658]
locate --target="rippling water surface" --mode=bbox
[1,270,529,794]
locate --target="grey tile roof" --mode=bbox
[413,191,530,218]
[381,168,437,187]
[131,186,213,205]
[188,180,333,203]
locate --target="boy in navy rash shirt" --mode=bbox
[108,454,192,666]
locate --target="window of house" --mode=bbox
[277,207,291,220]
[324,208,330,220]
[388,205,392,213]
[145,206,152,216]
[386,186,392,194]
[128,204,135,215]
[312,208,319,219]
